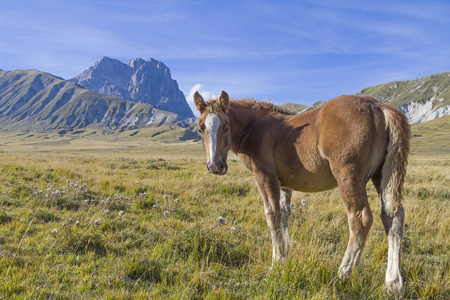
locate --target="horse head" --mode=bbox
[194,91,231,175]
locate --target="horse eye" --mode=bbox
[223,126,229,133]
[198,128,204,134]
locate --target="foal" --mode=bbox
[194,91,410,295]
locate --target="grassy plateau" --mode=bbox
[0,118,449,299]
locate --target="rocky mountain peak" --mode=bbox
[0,69,185,132]
[128,57,147,69]
[70,57,194,118]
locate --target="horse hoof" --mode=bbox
[338,266,352,279]
[385,278,404,298]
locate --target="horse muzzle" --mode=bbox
[207,160,228,175]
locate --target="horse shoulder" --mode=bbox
[236,153,253,172]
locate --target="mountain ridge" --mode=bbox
[1,63,449,142]
[69,57,194,118]
[356,72,450,124]
[0,69,188,132]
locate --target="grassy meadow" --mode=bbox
[0,118,449,299]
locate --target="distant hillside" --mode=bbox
[0,69,188,132]
[357,72,450,124]
[70,57,194,118]
[281,72,450,124]
[279,102,307,113]
[410,114,450,154]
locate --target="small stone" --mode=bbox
[103,210,110,215]
[51,229,57,234]
[218,216,226,224]
[94,220,101,225]
[163,210,170,217]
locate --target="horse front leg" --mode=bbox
[253,172,286,264]
[280,188,292,257]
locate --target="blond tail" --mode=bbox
[380,104,411,216]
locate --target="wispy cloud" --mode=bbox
[186,84,218,117]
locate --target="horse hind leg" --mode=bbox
[336,174,374,278]
[372,173,405,296]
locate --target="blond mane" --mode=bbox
[204,97,294,115]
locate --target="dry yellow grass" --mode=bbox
[0,120,448,299]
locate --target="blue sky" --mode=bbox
[1,0,449,115]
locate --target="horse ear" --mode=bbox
[194,91,206,114]
[219,91,230,111]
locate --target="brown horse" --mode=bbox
[194,91,410,295]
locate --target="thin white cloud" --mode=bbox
[186,84,217,117]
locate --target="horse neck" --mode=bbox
[227,104,266,154]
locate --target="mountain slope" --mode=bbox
[357,72,450,124]
[278,102,307,113]
[0,69,184,131]
[70,57,194,118]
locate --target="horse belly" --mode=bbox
[278,159,337,192]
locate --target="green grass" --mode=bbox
[0,119,449,299]
[410,115,450,155]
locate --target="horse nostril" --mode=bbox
[218,161,228,175]
[207,161,228,175]
[208,163,220,174]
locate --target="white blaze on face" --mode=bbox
[205,113,220,163]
